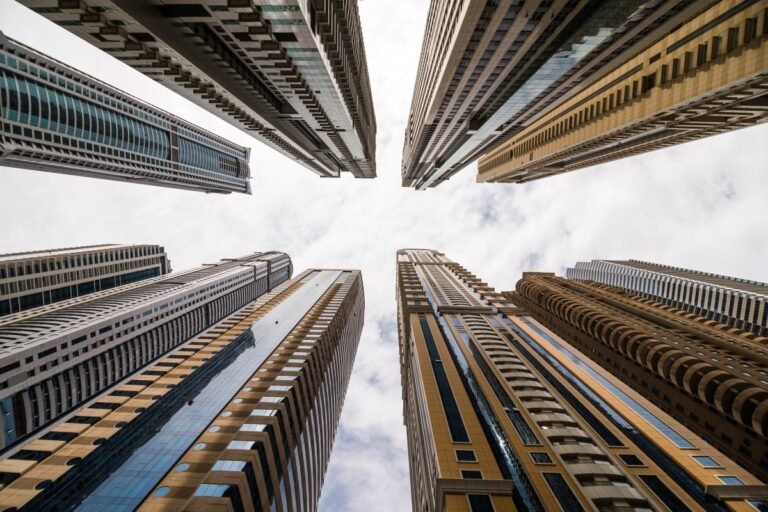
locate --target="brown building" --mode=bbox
[20,0,377,179]
[398,249,766,512]
[478,0,768,184]
[510,273,768,482]
[401,0,723,189]
[0,268,364,512]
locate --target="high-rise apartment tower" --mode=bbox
[478,0,768,184]
[0,251,291,451]
[0,244,171,317]
[567,259,768,337]
[397,249,767,511]
[511,273,768,481]
[0,267,363,512]
[20,0,377,179]
[0,32,252,194]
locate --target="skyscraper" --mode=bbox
[510,272,768,481]
[567,259,768,337]
[0,244,171,317]
[401,1,718,189]
[0,251,292,451]
[397,249,766,511]
[478,0,768,184]
[0,267,363,512]
[20,0,377,179]
[0,32,253,194]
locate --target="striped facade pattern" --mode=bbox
[0,252,292,451]
[478,0,768,184]
[398,249,766,512]
[401,0,713,189]
[567,259,768,337]
[511,274,768,482]
[0,32,252,194]
[0,244,171,317]
[20,0,377,179]
[0,268,363,512]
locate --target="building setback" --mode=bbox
[20,0,377,179]
[568,259,768,338]
[0,268,364,512]
[0,251,292,451]
[478,0,768,184]
[401,0,719,189]
[0,244,171,317]
[397,249,766,512]
[0,32,251,194]
[510,273,768,482]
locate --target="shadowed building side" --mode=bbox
[0,32,252,194]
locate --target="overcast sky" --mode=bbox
[1,0,767,510]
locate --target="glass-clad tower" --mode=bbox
[0,244,171,317]
[397,249,766,511]
[0,268,363,512]
[567,259,768,337]
[0,251,291,451]
[0,32,251,194]
[20,0,377,179]
[401,0,716,189]
[512,272,768,482]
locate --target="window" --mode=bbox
[468,495,494,512]
[461,470,483,479]
[693,455,721,468]
[531,452,553,464]
[639,475,693,512]
[543,473,584,512]
[619,454,644,467]
[456,450,476,462]
[718,476,743,485]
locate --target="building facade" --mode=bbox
[20,0,377,179]
[478,0,768,184]
[510,273,768,482]
[0,267,363,512]
[567,259,768,337]
[0,32,252,194]
[397,249,766,512]
[0,244,171,317]
[0,251,292,451]
[401,0,720,189]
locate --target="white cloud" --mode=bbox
[1,0,767,510]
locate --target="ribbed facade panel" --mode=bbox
[0,32,252,194]
[0,244,171,317]
[0,267,363,512]
[0,251,292,451]
[398,249,766,512]
[18,0,377,178]
[567,259,768,337]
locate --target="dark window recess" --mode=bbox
[90,402,120,411]
[131,32,155,42]
[68,415,100,425]
[619,454,645,467]
[531,452,553,464]
[41,431,78,442]
[39,347,57,358]
[13,449,50,462]
[420,319,469,443]
[157,4,210,17]
[639,475,693,512]
[461,470,483,480]
[456,450,477,462]
[543,473,585,512]
[71,335,87,345]
[0,361,20,375]
[468,494,495,512]
[274,32,298,42]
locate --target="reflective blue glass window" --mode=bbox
[693,456,721,468]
